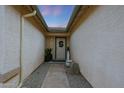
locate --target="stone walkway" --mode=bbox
[41,64,69,88]
[21,63,92,88]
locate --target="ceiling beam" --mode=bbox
[46,32,70,37]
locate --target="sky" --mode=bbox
[37,5,75,28]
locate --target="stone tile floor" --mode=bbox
[21,62,92,88]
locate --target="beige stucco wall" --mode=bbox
[67,36,70,47]
[0,6,4,74]
[0,6,20,88]
[0,6,45,87]
[22,19,45,80]
[0,6,5,87]
[70,5,124,88]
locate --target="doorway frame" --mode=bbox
[55,37,67,62]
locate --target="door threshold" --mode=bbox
[47,61,65,64]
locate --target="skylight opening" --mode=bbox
[37,5,75,29]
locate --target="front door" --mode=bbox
[55,37,66,61]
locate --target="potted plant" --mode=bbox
[45,48,53,62]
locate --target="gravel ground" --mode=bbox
[66,72,93,88]
[21,63,50,88]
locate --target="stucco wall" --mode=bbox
[1,6,20,88]
[0,6,4,87]
[70,6,124,88]
[0,6,45,87]
[22,19,45,80]
[0,6,4,75]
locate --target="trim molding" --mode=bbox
[69,6,98,35]
[0,67,20,83]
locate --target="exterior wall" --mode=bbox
[70,6,124,88]
[0,6,45,87]
[67,37,70,47]
[1,6,20,88]
[0,6,4,74]
[22,19,45,80]
[0,6,4,87]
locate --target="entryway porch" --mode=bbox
[21,63,92,88]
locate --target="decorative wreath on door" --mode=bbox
[59,41,64,47]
